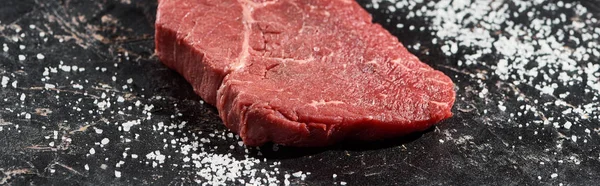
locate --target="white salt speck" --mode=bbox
[36,53,45,60]
[60,65,71,72]
[18,55,26,61]
[333,174,337,178]
[563,121,572,129]
[19,94,26,101]
[24,113,31,119]
[115,171,122,178]
[551,173,558,178]
[450,42,458,54]
[292,171,302,177]
[340,181,347,185]
[1,76,9,87]
[89,148,96,155]
[126,78,133,84]
[101,138,110,145]
[84,164,89,170]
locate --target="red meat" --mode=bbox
[155,0,456,146]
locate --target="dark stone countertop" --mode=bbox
[1,0,599,185]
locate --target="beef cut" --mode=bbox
[155,0,456,146]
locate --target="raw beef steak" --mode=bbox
[155,0,456,146]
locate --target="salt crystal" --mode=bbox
[1,76,9,87]
[563,121,572,129]
[101,138,110,145]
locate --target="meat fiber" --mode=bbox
[155,0,456,146]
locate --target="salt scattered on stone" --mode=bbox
[36,53,45,60]
[18,55,25,61]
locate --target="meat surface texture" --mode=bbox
[155,0,456,146]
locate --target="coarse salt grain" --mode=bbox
[1,76,9,87]
[101,138,110,145]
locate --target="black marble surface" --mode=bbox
[1,0,599,185]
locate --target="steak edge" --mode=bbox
[155,0,456,146]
